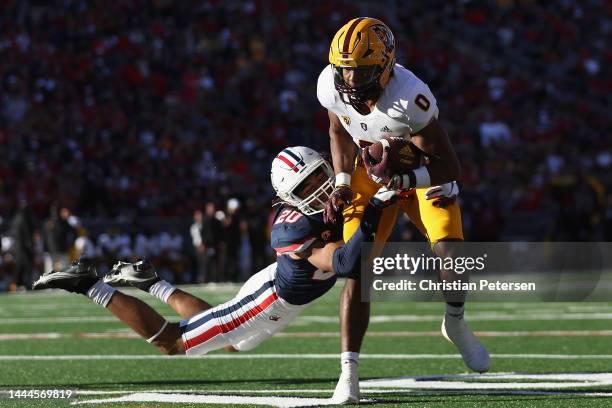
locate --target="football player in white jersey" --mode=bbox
[317,17,490,404]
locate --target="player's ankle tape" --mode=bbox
[341,351,360,365]
[148,280,176,303]
[86,281,116,307]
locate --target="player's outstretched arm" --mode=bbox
[302,188,398,277]
[324,110,358,224]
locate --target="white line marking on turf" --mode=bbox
[6,311,612,324]
[73,390,332,395]
[0,333,63,340]
[4,353,612,361]
[276,330,612,338]
[299,312,612,323]
[65,386,612,397]
[72,390,612,398]
[70,392,353,407]
[0,372,608,407]
[0,315,176,324]
[65,373,612,407]
[361,372,612,390]
[5,329,612,342]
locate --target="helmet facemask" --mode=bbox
[332,65,384,108]
[291,163,335,215]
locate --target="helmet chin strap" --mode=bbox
[334,69,385,109]
[346,84,383,109]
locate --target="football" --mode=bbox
[366,137,423,173]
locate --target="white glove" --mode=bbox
[369,187,399,209]
[424,181,460,208]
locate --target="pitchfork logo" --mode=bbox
[372,25,394,53]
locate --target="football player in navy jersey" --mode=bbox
[32,147,397,364]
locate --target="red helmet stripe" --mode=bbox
[276,154,299,172]
[342,17,365,53]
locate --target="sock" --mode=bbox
[445,302,465,319]
[148,280,177,303]
[341,351,359,371]
[87,280,117,307]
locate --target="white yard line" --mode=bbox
[299,312,612,323]
[361,372,612,390]
[70,393,343,407]
[2,328,612,341]
[0,333,63,340]
[0,316,176,324]
[4,311,612,324]
[277,330,612,338]
[2,372,612,407]
[2,353,612,361]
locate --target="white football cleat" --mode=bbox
[331,366,360,404]
[104,259,159,291]
[442,315,490,373]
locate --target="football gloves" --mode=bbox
[425,181,460,208]
[324,184,353,224]
[362,145,393,185]
[369,187,399,209]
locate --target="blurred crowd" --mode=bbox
[0,1,610,289]
[0,198,272,291]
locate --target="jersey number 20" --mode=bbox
[274,209,302,224]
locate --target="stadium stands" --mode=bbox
[0,1,609,288]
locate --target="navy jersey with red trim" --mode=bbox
[270,205,341,305]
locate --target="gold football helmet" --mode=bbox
[329,17,395,107]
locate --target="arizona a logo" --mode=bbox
[341,115,351,126]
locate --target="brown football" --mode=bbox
[366,137,423,173]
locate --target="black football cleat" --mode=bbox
[32,259,99,294]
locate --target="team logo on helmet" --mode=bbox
[372,25,394,53]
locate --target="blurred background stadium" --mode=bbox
[0,0,609,291]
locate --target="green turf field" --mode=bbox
[1,282,612,407]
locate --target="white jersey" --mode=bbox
[317,63,439,147]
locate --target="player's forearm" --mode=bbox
[330,131,357,176]
[425,154,461,185]
[392,158,460,190]
[408,119,462,186]
[332,203,381,278]
[328,110,357,177]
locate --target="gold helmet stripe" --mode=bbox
[342,17,365,53]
